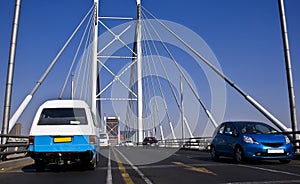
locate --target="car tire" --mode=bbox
[210,145,219,161]
[279,159,291,164]
[234,146,244,164]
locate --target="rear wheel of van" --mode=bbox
[85,153,97,170]
[35,160,46,172]
[85,160,96,170]
[87,162,96,170]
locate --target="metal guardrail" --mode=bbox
[158,137,212,151]
[0,134,29,161]
[1,131,300,161]
[281,131,300,151]
[158,132,300,153]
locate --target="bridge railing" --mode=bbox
[1,131,300,161]
[0,134,29,161]
[158,131,300,153]
[158,137,212,151]
[281,131,300,151]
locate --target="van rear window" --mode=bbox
[38,108,88,125]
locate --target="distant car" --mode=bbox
[29,100,98,171]
[142,137,158,146]
[99,133,110,147]
[120,140,134,147]
[124,140,134,146]
[210,121,294,164]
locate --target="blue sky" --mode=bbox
[0,0,299,135]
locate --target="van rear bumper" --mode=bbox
[29,135,96,151]
[28,135,97,163]
[29,150,95,163]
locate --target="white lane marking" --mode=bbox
[238,164,300,177]
[114,148,153,184]
[106,148,112,184]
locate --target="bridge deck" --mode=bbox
[1,147,300,184]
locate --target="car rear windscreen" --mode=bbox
[38,108,88,125]
[100,134,108,139]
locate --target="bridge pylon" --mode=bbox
[94,0,145,144]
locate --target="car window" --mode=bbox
[100,134,108,139]
[218,124,225,134]
[38,108,88,125]
[224,123,237,135]
[143,137,157,142]
[237,122,278,134]
[255,124,278,134]
[150,137,157,141]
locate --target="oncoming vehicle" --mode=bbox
[210,121,294,164]
[142,137,158,147]
[121,140,134,147]
[124,140,134,146]
[99,133,110,147]
[29,100,98,171]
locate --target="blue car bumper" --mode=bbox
[242,143,294,159]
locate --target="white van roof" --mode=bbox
[38,100,90,109]
[29,100,95,136]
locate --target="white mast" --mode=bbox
[2,0,21,142]
[278,0,298,136]
[92,0,98,119]
[136,0,143,143]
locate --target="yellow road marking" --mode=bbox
[172,161,216,176]
[112,147,134,184]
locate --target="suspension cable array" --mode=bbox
[5,1,291,142]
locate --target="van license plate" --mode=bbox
[54,137,72,143]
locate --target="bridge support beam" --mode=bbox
[136,1,143,143]
[2,0,21,143]
[91,0,99,119]
[278,0,298,138]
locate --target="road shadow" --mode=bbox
[188,151,292,165]
[22,163,95,173]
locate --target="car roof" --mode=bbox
[223,121,267,125]
[221,121,278,131]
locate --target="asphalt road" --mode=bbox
[1,147,300,184]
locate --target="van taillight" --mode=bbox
[89,135,95,144]
[29,136,34,145]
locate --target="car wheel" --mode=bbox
[279,159,291,164]
[210,145,219,161]
[234,146,244,164]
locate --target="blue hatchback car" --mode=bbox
[210,121,294,163]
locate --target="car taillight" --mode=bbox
[29,136,34,145]
[89,135,95,144]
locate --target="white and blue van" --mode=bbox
[29,100,98,171]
